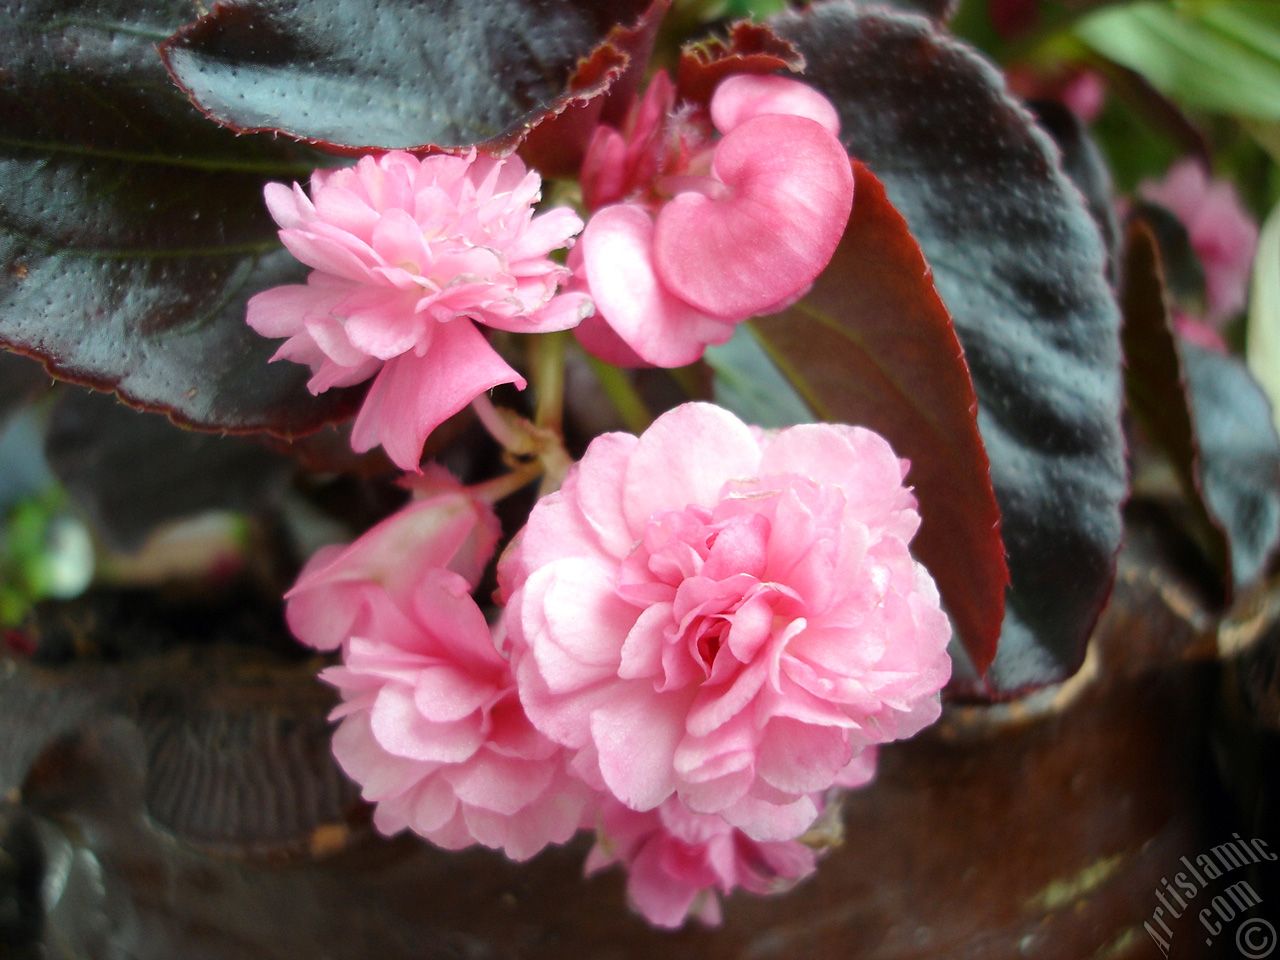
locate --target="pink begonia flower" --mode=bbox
[501,403,951,842]
[584,794,826,928]
[286,484,501,652]
[571,73,854,368]
[1174,311,1229,354]
[285,490,594,860]
[247,150,592,470]
[1140,159,1259,326]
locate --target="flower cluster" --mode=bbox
[248,74,854,471]
[252,69,950,928]
[285,404,951,926]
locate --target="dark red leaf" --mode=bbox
[1123,222,1280,596]
[518,0,668,179]
[0,0,361,436]
[676,20,804,107]
[1182,342,1280,595]
[1028,100,1119,272]
[161,0,663,155]
[772,4,1126,698]
[753,162,1007,677]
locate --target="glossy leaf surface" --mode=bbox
[0,0,361,435]
[773,4,1126,696]
[162,0,659,153]
[753,162,1007,677]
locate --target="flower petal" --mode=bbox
[653,114,853,319]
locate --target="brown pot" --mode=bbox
[1,522,1267,960]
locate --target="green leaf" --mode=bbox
[1248,196,1280,434]
[1077,1,1280,120]
[703,327,812,429]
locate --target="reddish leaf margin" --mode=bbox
[754,161,1007,676]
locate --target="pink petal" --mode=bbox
[263,181,313,230]
[579,204,737,368]
[246,282,333,339]
[446,752,555,816]
[755,717,850,794]
[721,792,819,842]
[653,114,853,319]
[285,494,499,650]
[571,431,644,557]
[835,745,878,789]
[525,558,632,692]
[350,322,523,471]
[760,423,906,505]
[414,664,495,722]
[710,74,841,138]
[331,712,429,799]
[407,774,462,832]
[370,686,484,763]
[622,403,761,531]
[589,687,686,811]
[626,842,708,928]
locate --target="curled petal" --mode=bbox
[710,74,841,138]
[578,204,735,368]
[351,322,523,471]
[654,114,854,319]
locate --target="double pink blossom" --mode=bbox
[286,490,592,860]
[585,795,823,928]
[247,151,591,470]
[571,73,855,367]
[501,403,951,842]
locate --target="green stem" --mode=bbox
[585,353,653,434]
[531,330,568,433]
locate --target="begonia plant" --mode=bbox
[2,0,1279,948]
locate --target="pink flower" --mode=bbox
[323,571,595,859]
[247,150,592,470]
[571,74,854,368]
[501,403,951,841]
[1174,311,1229,353]
[585,795,822,928]
[285,490,594,860]
[286,484,501,652]
[1140,159,1259,325]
